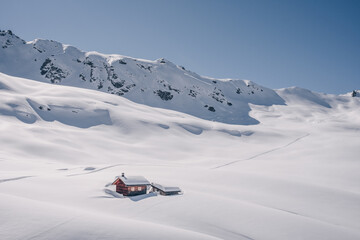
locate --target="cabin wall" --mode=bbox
[152,186,180,196]
[114,179,127,195]
[127,187,146,196]
[114,180,147,196]
[163,191,179,196]
[116,184,129,195]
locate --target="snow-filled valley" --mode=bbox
[1,30,360,240]
[1,72,359,240]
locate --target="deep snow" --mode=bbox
[0,30,285,124]
[1,72,360,240]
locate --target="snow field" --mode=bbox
[0,72,360,239]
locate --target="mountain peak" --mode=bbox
[0,29,26,48]
[0,30,16,37]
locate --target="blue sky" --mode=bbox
[1,0,359,94]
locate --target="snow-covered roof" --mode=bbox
[118,175,150,186]
[151,182,181,192]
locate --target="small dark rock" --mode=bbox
[79,73,86,81]
[189,89,198,98]
[168,85,180,93]
[155,90,173,101]
[84,59,94,67]
[208,106,216,112]
[111,79,125,88]
[126,84,136,89]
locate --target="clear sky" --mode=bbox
[1,0,359,94]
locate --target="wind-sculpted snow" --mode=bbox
[178,124,204,135]
[277,87,331,108]
[27,98,112,128]
[0,81,11,91]
[0,30,286,124]
[1,72,360,240]
[1,30,360,240]
[0,103,37,124]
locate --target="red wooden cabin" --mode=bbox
[112,173,150,196]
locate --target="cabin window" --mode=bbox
[138,187,142,191]
[130,187,135,191]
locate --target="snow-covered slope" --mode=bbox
[0,30,285,125]
[1,72,360,240]
[342,90,360,98]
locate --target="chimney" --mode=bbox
[121,173,125,177]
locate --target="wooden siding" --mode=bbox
[113,178,147,196]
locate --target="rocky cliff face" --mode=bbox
[0,30,285,124]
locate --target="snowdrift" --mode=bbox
[1,72,360,240]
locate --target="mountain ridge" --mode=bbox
[0,30,287,124]
[1,30,357,125]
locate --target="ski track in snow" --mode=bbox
[67,163,182,177]
[0,176,34,183]
[199,188,355,234]
[259,203,349,230]
[212,133,310,169]
[25,217,76,240]
[67,164,124,176]
[206,223,255,240]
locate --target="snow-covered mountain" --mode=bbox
[0,30,285,124]
[345,90,360,98]
[1,30,360,240]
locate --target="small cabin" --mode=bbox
[112,173,150,196]
[151,182,182,196]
